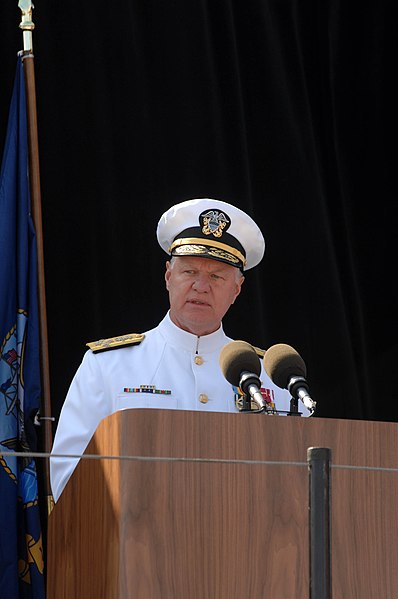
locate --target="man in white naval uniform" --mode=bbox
[50,198,304,502]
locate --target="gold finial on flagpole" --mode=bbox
[18,0,35,52]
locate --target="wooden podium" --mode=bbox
[47,410,398,598]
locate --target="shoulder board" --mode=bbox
[253,345,265,359]
[234,340,266,359]
[86,333,145,353]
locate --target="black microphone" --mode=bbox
[219,340,267,411]
[263,343,316,413]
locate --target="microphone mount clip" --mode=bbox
[288,376,316,414]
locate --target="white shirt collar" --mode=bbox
[158,311,230,353]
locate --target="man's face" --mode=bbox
[165,256,244,336]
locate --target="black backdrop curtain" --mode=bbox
[0,1,396,427]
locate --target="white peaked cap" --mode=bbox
[157,198,265,271]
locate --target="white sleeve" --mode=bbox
[50,350,110,502]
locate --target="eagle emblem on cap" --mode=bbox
[199,210,230,238]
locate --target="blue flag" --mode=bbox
[0,57,45,598]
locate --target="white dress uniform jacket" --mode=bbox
[50,312,296,501]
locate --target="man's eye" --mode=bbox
[211,274,222,280]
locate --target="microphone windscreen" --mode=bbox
[219,340,261,387]
[263,343,307,389]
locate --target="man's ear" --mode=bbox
[165,261,172,289]
[232,275,245,304]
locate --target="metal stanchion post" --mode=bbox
[308,446,332,599]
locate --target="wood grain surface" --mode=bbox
[47,411,398,598]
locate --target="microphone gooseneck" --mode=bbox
[263,343,316,414]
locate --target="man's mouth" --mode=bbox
[187,299,210,306]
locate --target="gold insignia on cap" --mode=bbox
[207,248,240,264]
[170,237,247,267]
[200,210,230,238]
[173,244,208,256]
[87,333,145,353]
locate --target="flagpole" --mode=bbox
[18,0,54,513]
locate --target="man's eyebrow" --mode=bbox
[209,268,230,275]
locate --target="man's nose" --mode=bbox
[192,274,210,292]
